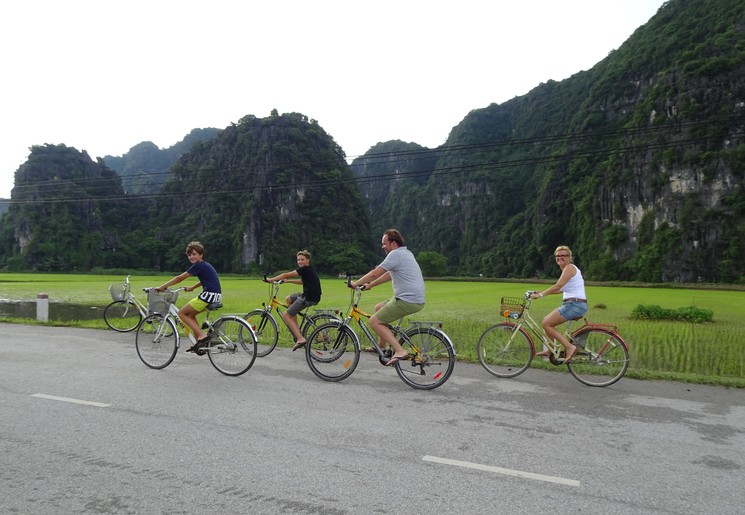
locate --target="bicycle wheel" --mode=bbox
[207,316,258,377]
[244,309,279,357]
[104,300,143,332]
[135,314,178,369]
[394,327,456,390]
[477,322,533,378]
[567,328,629,387]
[306,322,360,382]
[301,311,341,338]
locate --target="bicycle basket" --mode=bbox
[148,290,179,314]
[109,284,126,302]
[500,297,526,319]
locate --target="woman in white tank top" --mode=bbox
[528,245,588,363]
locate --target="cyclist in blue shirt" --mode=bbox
[156,241,222,354]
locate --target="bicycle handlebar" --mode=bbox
[346,273,368,291]
[143,286,188,293]
[263,274,284,285]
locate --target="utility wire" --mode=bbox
[5,115,743,206]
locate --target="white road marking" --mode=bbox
[31,393,111,408]
[422,455,580,487]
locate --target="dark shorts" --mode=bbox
[286,293,318,316]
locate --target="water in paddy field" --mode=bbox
[0,300,103,321]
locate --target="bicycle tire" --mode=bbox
[477,322,534,378]
[135,314,178,369]
[244,309,279,357]
[301,311,342,338]
[394,326,456,390]
[305,321,360,382]
[104,299,143,332]
[567,328,629,387]
[207,316,258,377]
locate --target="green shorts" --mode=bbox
[374,297,424,324]
[187,296,209,312]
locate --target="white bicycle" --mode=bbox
[135,288,257,376]
[104,275,149,332]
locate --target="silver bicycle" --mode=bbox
[135,288,258,376]
[104,275,149,332]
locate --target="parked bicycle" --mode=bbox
[477,291,629,386]
[104,275,149,332]
[244,277,340,357]
[135,288,257,376]
[304,278,456,390]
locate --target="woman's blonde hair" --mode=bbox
[554,245,573,262]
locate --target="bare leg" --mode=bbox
[369,314,407,360]
[541,309,577,361]
[179,304,207,341]
[373,301,388,350]
[282,311,304,344]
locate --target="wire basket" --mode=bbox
[148,290,179,314]
[109,284,126,301]
[500,297,526,319]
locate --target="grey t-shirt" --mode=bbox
[378,246,426,304]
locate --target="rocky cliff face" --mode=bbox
[352,0,745,282]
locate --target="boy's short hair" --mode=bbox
[186,241,205,255]
[297,249,311,260]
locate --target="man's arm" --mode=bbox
[351,267,389,289]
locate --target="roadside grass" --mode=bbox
[2,272,743,387]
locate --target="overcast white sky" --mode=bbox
[0,0,666,198]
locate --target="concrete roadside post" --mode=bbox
[37,293,49,322]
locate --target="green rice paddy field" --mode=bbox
[2,273,743,387]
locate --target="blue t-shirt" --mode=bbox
[187,261,222,303]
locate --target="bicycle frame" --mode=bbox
[104,276,153,332]
[262,280,335,330]
[507,296,621,363]
[339,285,442,363]
[166,301,199,346]
[514,300,572,358]
[478,292,629,386]
[136,288,257,376]
[153,291,237,350]
[126,294,149,318]
[117,276,149,317]
[304,282,456,389]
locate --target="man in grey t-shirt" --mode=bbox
[351,229,425,366]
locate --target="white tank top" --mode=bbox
[561,266,586,300]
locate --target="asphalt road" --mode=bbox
[1,324,743,514]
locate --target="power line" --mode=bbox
[5,115,743,206]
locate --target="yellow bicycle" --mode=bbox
[244,277,340,357]
[304,277,456,390]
